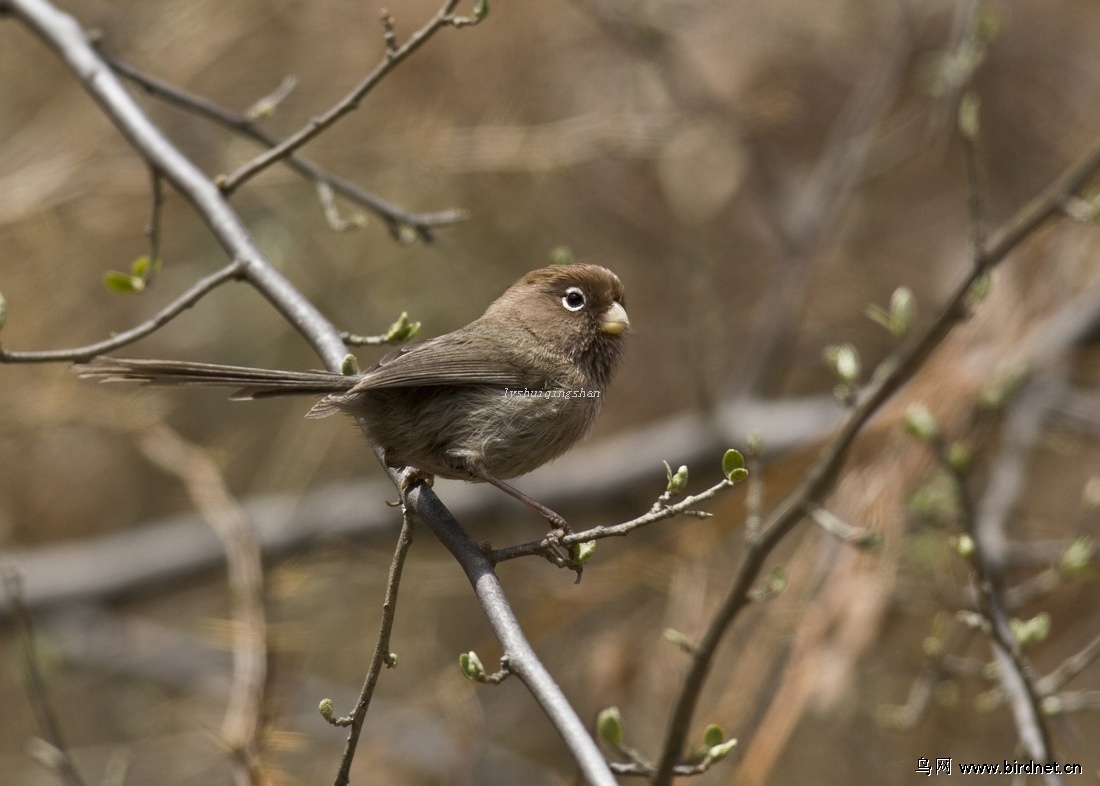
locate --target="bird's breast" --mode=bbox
[354,384,603,480]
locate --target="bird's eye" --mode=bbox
[562,287,586,311]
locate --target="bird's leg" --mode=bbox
[469,461,571,534]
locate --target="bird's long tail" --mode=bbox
[74,357,358,400]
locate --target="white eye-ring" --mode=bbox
[562,287,586,311]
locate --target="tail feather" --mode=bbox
[74,357,358,400]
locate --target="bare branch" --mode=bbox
[219,0,481,195]
[929,432,1056,768]
[400,471,617,786]
[315,179,367,233]
[0,263,242,363]
[102,53,468,242]
[1041,691,1100,714]
[1037,632,1100,697]
[807,504,881,548]
[330,508,415,786]
[490,478,734,564]
[243,74,298,122]
[651,140,1100,785]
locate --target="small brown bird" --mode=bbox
[76,264,629,530]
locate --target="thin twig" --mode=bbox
[489,479,732,564]
[102,53,467,242]
[219,0,481,194]
[608,761,711,777]
[243,74,298,122]
[1003,567,1062,610]
[315,179,367,232]
[932,430,1056,767]
[1041,691,1100,714]
[145,167,164,281]
[982,632,1100,716]
[953,89,1056,771]
[807,504,880,548]
[1036,632,1100,697]
[0,262,242,363]
[330,507,415,786]
[379,9,399,56]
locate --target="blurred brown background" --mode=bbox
[2,0,1100,783]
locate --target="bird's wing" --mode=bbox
[353,331,535,390]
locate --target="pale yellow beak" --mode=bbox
[601,301,630,335]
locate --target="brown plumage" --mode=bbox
[75,264,629,529]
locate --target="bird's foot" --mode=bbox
[398,466,434,492]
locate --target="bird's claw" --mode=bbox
[398,467,434,492]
